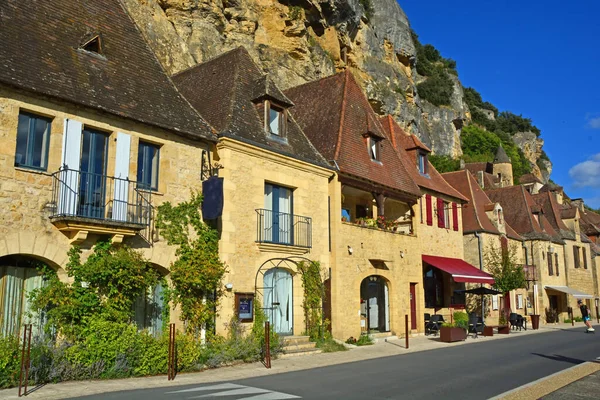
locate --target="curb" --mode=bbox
[488,360,600,400]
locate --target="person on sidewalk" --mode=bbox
[577,299,595,332]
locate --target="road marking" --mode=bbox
[166,383,300,399]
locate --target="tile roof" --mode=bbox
[494,145,511,163]
[519,173,542,184]
[172,47,331,169]
[285,71,421,200]
[579,208,600,237]
[442,170,522,240]
[0,0,213,141]
[464,162,493,175]
[532,192,576,240]
[486,185,563,243]
[380,116,467,202]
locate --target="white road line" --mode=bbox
[231,392,301,400]
[166,383,245,394]
[189,387,270,398]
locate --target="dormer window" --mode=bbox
[80,35,103,55]
[265,101,286,138]
[417,151,428,175]
[498,209,503,225]
[368,136,380,161]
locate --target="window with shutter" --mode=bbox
[555,253,559,276]
[452,202,458,231]
[547,252,553,276]
[583,247,587,269]
[437,198,444,228]
[426,195,432,226]
[573,246,580,268]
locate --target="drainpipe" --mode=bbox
[474,232,484,318]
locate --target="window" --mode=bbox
[583,247,588,269]
[547,251,553,275]
[137,141,160,190]
[268,105,283,136]
[517,294,523,309]
[492,295,499,310]
[444,202,450,228]
[424,267,444,308]
[368,136,380,161]
[264,183,293,244]
[436,198,449,228]
[573,246,580,268]
[555,253,559,276]
[14,111,51,170]
[134,281,164,337]
[498,209,503,225]
[417,152,428,175]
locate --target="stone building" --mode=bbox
[0,0,215,336]
[443,170,529,325]
[379,117,493,324]
[172,47,334,337]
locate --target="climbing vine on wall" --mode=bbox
[297,261,325,339]
[155,191,227,335]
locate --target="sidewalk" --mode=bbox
[0,323,590,400]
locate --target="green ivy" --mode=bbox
[155,191,227,335]
[31,241,159,340]
[297,261,325,340]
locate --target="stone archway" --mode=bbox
[254,256,316,336]
[360,275,390,333]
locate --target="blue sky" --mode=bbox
[400,0,600,208]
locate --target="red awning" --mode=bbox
[422,255,495,284]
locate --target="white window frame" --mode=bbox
[492,295,499,310]
[444,201,450,228]
[417,151,427,174]
[368,136,380,161]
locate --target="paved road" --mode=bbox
[76,329,600,400]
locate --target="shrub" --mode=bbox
[417,68,454,106]
[316,337,347,353]
[356,334,374,346]
[0,335,20,389]
[453,312,469,330]
[429,154,461,173]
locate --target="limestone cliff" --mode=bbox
[123,0,549,180]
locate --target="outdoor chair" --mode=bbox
[468,315,484,338]
[424,313,431,334]
[509,313,525,331]
[426,314,444,336]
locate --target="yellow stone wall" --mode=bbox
[215,138,332,336]
[0,87,213,325]
[563,239,595,317]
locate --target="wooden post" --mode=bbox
[405,314,409,349]
[167,323,176,380]
[264,321,271,369]
[18,324,32,397]
[596,305,599,324]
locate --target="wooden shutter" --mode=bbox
[573,246,580,268]
[425,195,432,226]
[113,132,131,222]
[555,253,559,276]
[583,247,587,269]
[547,252,553,276]
[437,197,444,228]
[452,202,458,231]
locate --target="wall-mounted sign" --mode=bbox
[236,293,254,322]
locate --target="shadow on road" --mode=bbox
[531,353,584,365]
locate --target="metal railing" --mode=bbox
[256,208,312,248]
[51,168,154,239]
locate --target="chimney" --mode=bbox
[477,171,485,188]
[571,198,585,212]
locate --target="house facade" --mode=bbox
[0,0,216,336]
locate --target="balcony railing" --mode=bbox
[51,168,154,242]
[256,209,312,248]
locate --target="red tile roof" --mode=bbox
[442,170,522,240]
[519,173,542,184]
[379,115,467,202]
[532,192,575,240]
[285,71,421,200]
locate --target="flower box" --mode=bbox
[439,327,467,343]
[497,325,510,334]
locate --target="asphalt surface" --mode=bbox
[75,329,600,400]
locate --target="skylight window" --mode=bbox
[417,151,428,175]
[81,35,102,55]
[369,136,380,161]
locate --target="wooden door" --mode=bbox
[410,283,417,330]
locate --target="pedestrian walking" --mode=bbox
[578,299,595,333]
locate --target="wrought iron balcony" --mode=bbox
[50,168,154,243]
[256,209,312,248]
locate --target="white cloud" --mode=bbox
[569,153,600,188]
[586,116,600,129]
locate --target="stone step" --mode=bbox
[281,335,311,346]
[279,347,322,358]
[369,332,394,339]
[282,342,317,351]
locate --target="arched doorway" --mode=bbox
[255,256,316,336]
[0,255,48,336]
[360,275,390,333]
[134,263,168,337]
[263,268,293,335]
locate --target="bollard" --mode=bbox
[18,324,32,397]
[405,315,409,349]
[597,306,599,324]
[264,321,271,369]
[167,323,176,380]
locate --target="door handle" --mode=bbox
[272,302,280,306]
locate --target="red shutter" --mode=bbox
[452,202,458,231]
[437,198,444,228]
[426,195,432,226]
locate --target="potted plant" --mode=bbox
[440,312,468,342]
[498,312,510,334]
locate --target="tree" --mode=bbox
[155,191,227,336]
[485,241,526,319]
